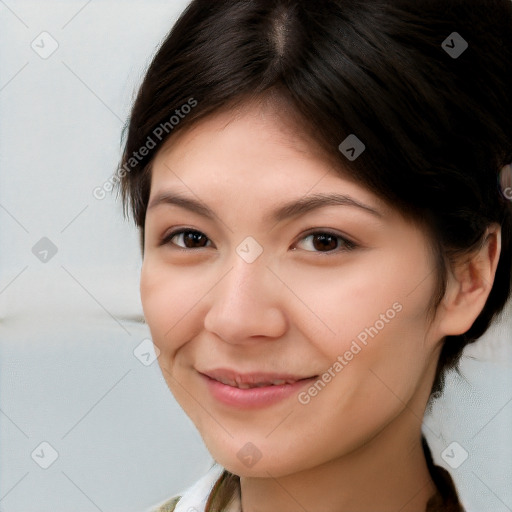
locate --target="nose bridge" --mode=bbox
[204,248,287,342]
[219,252,273,313]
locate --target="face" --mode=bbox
[141,101,445,478]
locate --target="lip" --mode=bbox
[199,368,318,409]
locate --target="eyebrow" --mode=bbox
[147,191,383,223]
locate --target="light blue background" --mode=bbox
[0,1,511,511]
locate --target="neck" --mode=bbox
[240,408,437,512]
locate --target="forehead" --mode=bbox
[154,98,328,167]
[150,102,385,209]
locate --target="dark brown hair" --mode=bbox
[119,2,511,499]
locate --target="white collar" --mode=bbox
[153,465,241,512]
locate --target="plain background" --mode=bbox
[0,1,511,511]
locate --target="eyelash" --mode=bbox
[160,228,358,254]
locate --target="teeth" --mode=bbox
[218,377,236,386]
[215,377,296,388]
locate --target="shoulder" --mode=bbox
[152,496,180,512]
[148,465,226,512]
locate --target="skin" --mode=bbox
[141,99,501,512]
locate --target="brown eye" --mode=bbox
[296,232,357,253]
[165,230,212,249]
[311,234,338,251]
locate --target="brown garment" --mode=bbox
[155,437,464,511]
[423,436,465,512]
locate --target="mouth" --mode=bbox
[199,368,318,408]
[201,368,317,388]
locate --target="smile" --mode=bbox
[199,368,318,408]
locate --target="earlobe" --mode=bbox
[437,225,502,336]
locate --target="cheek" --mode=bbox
[326,278,434,430]
[284,251,434,406]
[140,259,166,333]
[276,257,409,355]
[140,257,203,354]
[281,312,433,470]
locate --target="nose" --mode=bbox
[203,255,288,345]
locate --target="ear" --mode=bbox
[435,224,502,337]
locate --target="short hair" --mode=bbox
[119,0,512,398]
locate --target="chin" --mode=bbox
[208,445,305,479]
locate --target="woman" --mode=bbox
[118,1,512,510]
